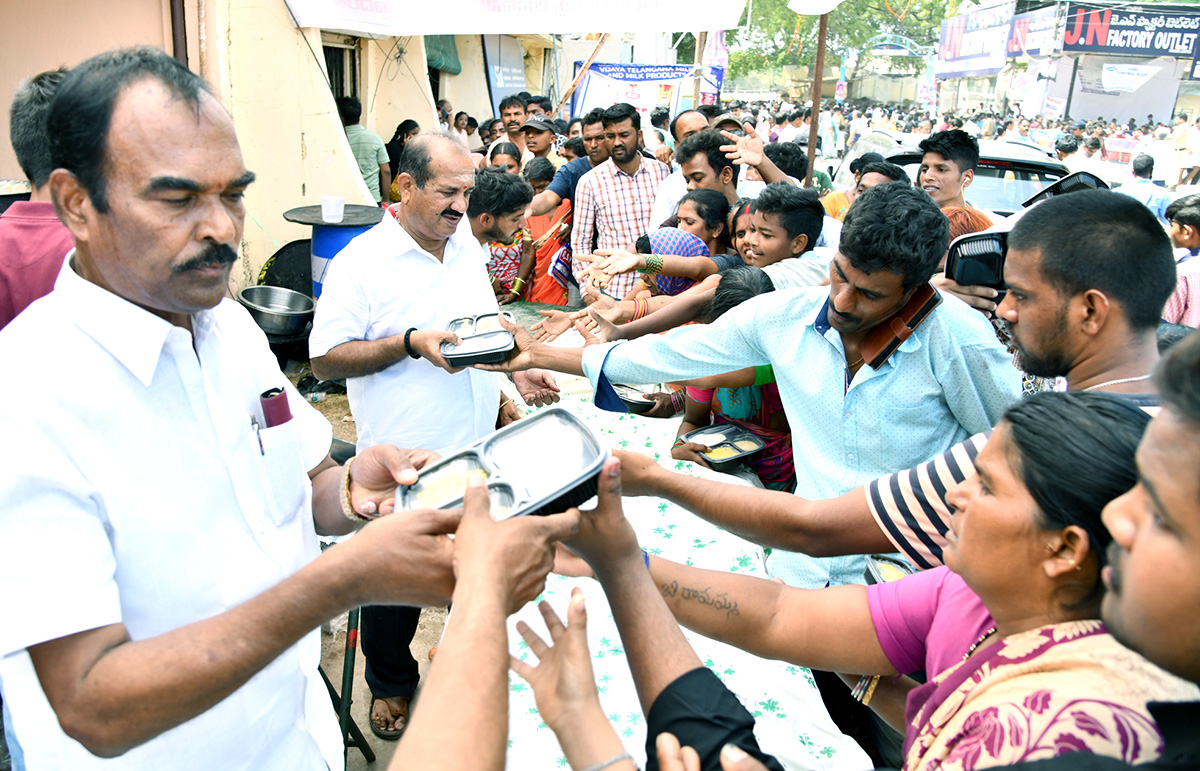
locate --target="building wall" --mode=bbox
[0,0,436,291]
[440,35,498,124]
[0,0,186,182]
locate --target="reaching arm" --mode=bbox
[391,477,581,771]
[670,394,715,468]
[719,130,792,185]
[29,505,462,758]
[614,449,895,556]
[568,457,708,714]
[648,557,893,676]
[527,189,564,218]
[310,329,463,380]
[596,287,716,342]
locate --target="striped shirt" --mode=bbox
[571,156,671,299]
[867,392,1161,570]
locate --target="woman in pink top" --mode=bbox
[626,392,1198,770]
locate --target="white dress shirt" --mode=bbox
[0,256,339,770]
[310,215,502,455]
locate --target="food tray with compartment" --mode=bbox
[440,312,516,366]
[395,408,609,520]
[678,424,766,472]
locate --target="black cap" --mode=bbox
[521,116,557,134]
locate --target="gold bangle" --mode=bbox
[511,277,527,293]
[340,457,373,523]
[499,397,514,410]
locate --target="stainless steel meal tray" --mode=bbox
[678,424,766,473]
[395,408,609,520]
[611,383,655,415]
[441,312,516,366]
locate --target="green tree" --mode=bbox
[702,0,957,81]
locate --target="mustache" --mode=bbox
[441,209,462,218]
[175,243,237,273]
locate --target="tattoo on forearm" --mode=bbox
[660,580,740,618]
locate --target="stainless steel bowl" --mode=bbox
[237,285,314,336]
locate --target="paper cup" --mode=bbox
[320,196,345,223]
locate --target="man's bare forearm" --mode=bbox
[29,549,364,757]
[595,555,705,715]
[311,337,405,380]
[528,189,563,218]
[638,467,892,556]
[392,579,509,771]
[529,343,588,377]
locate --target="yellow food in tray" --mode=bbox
[873,560,910,582]
[409,459,487,508]
[703,446,739,460]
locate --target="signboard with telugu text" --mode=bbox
[1062,4,1199,58]
[934,2,1015,79]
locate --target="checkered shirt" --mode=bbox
[570,156,672,299]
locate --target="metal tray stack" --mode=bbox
[678,424,766,472]
[441,312,516,366]
[395,408,609,521]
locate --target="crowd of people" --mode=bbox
[1,45,1200,771]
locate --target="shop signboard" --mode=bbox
[1062,4,1199,58]
[1007,6,1060,58]
[934,2,1015,79]
[569,63,724,119]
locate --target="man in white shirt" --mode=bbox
[0,48,461,770]
[309,137,559,737]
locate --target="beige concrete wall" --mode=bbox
[439,35,496,124]
[0,0,175,181]
[0,0,435,291]
[363,36,439,152]
[212,0,435,291]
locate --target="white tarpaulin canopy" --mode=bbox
[284,0,748,37]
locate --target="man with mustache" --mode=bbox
[486,94,532,168]
[571,103,671,302]
[310,135,559,738]
[0,48,483,769]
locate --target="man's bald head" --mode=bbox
[47,47,212,213]
[399,133,473,188]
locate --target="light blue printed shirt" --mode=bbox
[581,286,1021,589]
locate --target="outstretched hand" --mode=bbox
[720,129,764,169]
[474,313,540,373]
[564,456,643,578]
[510,589,600,731]
[452,476,581,615]
[531,309,576,343]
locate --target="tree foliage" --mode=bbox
[712,0,958,80]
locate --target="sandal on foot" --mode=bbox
[369,696,409,740]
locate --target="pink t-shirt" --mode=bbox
[0,201,74,330]
[866,565,994,678]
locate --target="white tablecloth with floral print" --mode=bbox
[501,349,872,771]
